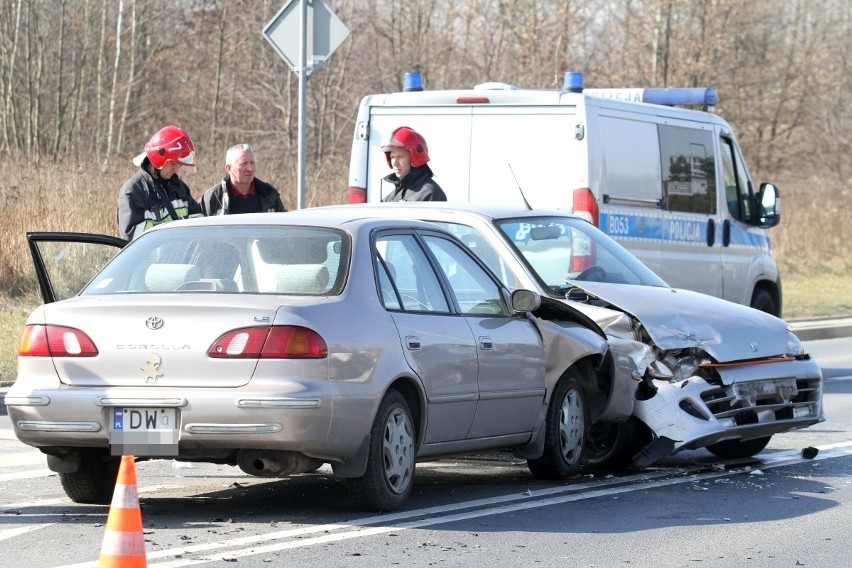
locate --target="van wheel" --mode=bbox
[348,390,415,511]
[750,288,778,317]
[58,449,120,504]
[707,436,772,459]
[527,374,586,479]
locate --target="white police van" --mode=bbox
[348,72,784,316]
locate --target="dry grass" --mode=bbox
[1,159,850,383]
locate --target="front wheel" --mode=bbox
[706,436,772,459]
[750,288,778,317]
[527,374,586,479]
[348,390,416,511]
[584,417,652,470]
[58,448,121,504]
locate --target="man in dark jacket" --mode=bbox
[117,125,204,241]
[381,126,447,202]
[201,144,286,215]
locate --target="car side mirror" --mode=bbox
[757,182,781,228]
[509,289,541,313]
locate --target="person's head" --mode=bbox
[224,144,257,187]
[382,126,429,179]
[133,125,196,179]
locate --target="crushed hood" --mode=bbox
[559,283,791,362]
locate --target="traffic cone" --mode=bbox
[98,455,146,567]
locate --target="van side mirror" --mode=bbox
[757,182,781,228]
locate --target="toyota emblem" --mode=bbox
[146,316,164,330]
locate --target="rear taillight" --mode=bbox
[208,326,328,359]
[347,186,367,204]
[572,187,599,226]
[19,324,99,357]
[570,188,599,273]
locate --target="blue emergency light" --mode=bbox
[564,71,717,107]
[403,72,423,92]
[563,71,584,92]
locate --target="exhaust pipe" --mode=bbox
[237,450,323,477]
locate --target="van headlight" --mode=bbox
[786,331,804,356]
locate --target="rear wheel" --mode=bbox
[527,374,586,479]
[707,436,772,459]
[348,390,416,511]
[584,417,652,469]
[58,449,120,504]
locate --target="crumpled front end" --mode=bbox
[561,284,825,466]
[632,355,824,462]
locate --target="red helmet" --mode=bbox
[382,126,429,168]
[133,125,196,169]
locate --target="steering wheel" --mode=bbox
[575,266,607,282]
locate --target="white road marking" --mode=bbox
[0,468,54,482]
[0,451,46,467]
[0,524,53,542]
[50,440,852,568]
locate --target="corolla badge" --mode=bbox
[750,342,759,352]
[140,354,163,384]
[146,316,164,330]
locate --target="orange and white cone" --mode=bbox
[98,455,146,567]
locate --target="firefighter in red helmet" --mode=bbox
[381,126,446,202]
[117,125,204,240]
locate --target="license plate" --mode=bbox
[110,407,179,456]
[112,407,176,431]
[734,378,798,401]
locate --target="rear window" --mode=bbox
[83,226,349,296]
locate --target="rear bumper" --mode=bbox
[4,383,371,462]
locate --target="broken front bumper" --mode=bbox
[633,356,824,455]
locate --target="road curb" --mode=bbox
[788,317,852,342]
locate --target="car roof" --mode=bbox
[307,202,584,223]
[143,208,451,234]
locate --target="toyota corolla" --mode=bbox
[6,211,637,511]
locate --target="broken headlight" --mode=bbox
[647,350,710,383]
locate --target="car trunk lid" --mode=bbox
[38,296,282,388]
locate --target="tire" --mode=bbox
[58,449,121,504]
[348,390,416,511]
[527,373,586,479]
[584,417,652,470]
[706,435,772,459]
[750,288,778,317]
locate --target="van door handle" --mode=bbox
[723,219,732,247]
[707,219,715,246]
[405,336,421,350]
[479,336,493,350]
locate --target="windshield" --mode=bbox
[494,216,668,293]
[82,226,348,296]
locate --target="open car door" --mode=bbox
[27,232,127,304]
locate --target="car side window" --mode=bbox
[422,235,509,316]
[375,234,450,313]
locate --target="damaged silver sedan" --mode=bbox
[323,204,825,468]
[6,212,630,512]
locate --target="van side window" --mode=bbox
[658,125,716,214]
[720,137,753,223]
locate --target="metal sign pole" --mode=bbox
[262,0,349,210]
[297,0,307,210]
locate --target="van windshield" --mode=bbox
[494,216,669,291]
